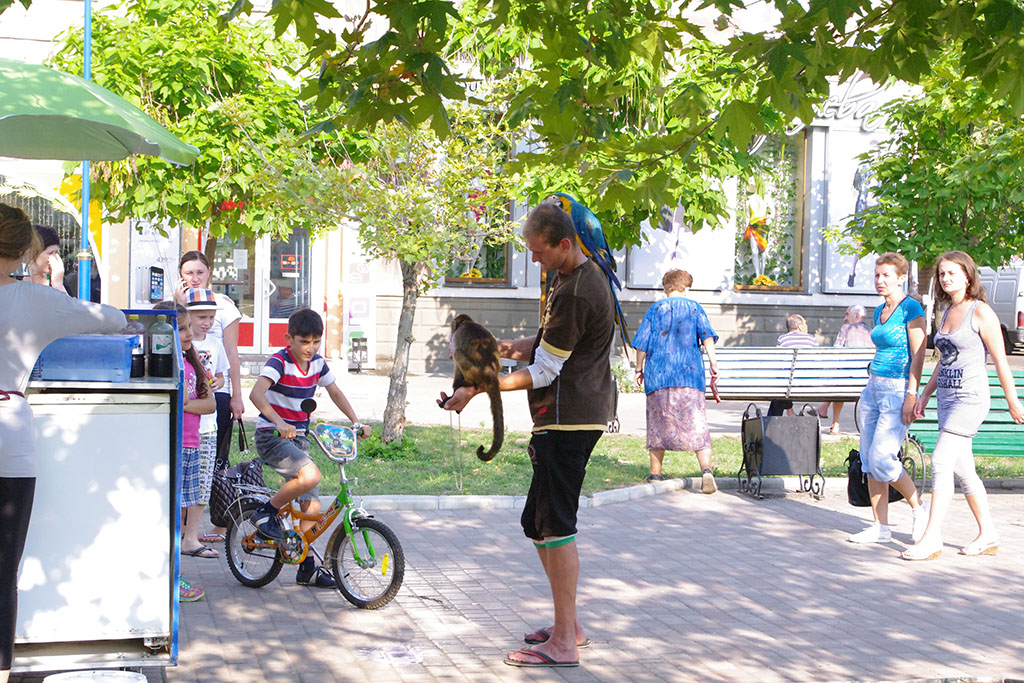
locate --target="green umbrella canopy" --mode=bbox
[0,58,199,165]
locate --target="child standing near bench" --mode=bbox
[905,251,1024,560]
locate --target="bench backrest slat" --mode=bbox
[703,346,873,401]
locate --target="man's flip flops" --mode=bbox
[182,545,218,559]
[523,626,592,648]
[504,648,579,668]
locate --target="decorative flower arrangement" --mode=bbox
[460,268,483,278]
[752,274,779,286]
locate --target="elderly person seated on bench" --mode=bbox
[631,269,720,493]
[817,305,873,434]
[768,314,817,417]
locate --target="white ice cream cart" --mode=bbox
[13,310,183,674]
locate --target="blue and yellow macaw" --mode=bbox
[552,192,630,352]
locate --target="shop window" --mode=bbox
[444,197,513,285]
[734,132,805,290]
[446,241,510,285]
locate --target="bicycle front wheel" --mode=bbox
[225,501,283,588]
[327,516,405,609]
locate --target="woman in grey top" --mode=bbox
[905,251,1024,561]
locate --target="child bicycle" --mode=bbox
[224,405,404,609]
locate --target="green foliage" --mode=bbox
[611,359,643,394]
[0,0,29,13]
[849,53,1024,270]
[244,0,1024,250]
[48,0,315,238]
[358,432,420,460]
[334,93,522,293]
[29,0,1024,261]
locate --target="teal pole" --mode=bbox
[78,0,93,301]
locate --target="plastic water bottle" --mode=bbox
[147,315,174,378]
[123,314,147,378]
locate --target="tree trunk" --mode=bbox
[382,260,418,444]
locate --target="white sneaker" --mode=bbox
[848,523,892,544]
[912,503,930,543]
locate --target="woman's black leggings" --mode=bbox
[1,477,35,671]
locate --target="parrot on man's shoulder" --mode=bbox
[551,192,630,352]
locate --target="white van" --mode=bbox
[978,266,1024,353]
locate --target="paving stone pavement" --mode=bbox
[158,484,1024,683]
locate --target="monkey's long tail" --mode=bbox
[476,385,504,462]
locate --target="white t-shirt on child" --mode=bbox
[191,335,229,435]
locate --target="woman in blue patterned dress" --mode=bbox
[632,270,719,493]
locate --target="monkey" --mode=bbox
[444,314,504,462]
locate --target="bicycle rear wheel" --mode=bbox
[225,501,283,588]
[327,516,404,609]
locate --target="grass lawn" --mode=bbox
[225,421,1024,497]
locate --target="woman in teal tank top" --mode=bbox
[905,252,1024,560]
[848,253,929,546]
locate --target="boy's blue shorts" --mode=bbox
[254,429,319,501]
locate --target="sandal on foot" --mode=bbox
[182,545,218,559]
[523,626,592,648]
[504,647,578,668]
[646,474,664,482]
[900,540,942,561]
[701,469,717,494]
[959,539,999,556]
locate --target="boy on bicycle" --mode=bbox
[249,308,371,587]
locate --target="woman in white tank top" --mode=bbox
[906,251,1024,561]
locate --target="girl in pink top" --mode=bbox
[154,302,216,599]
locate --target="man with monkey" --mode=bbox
[439,195,614,669]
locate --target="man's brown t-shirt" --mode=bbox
[528,258,615,431]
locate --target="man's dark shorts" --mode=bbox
[521,429,603,540]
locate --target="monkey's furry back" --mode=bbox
[450,314,504,461]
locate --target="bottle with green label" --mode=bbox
[147,315,174,378]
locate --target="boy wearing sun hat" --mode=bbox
[184,288,230,548]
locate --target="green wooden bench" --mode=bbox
[907,369,1024,472]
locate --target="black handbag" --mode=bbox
[846,449,904,507]
[208,419,265,527]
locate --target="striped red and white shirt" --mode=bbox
[256,348,336,432]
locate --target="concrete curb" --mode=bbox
[326,476,1024,512]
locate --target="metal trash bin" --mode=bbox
[739,403,824,499]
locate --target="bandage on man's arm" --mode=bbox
[526,342,569,389]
